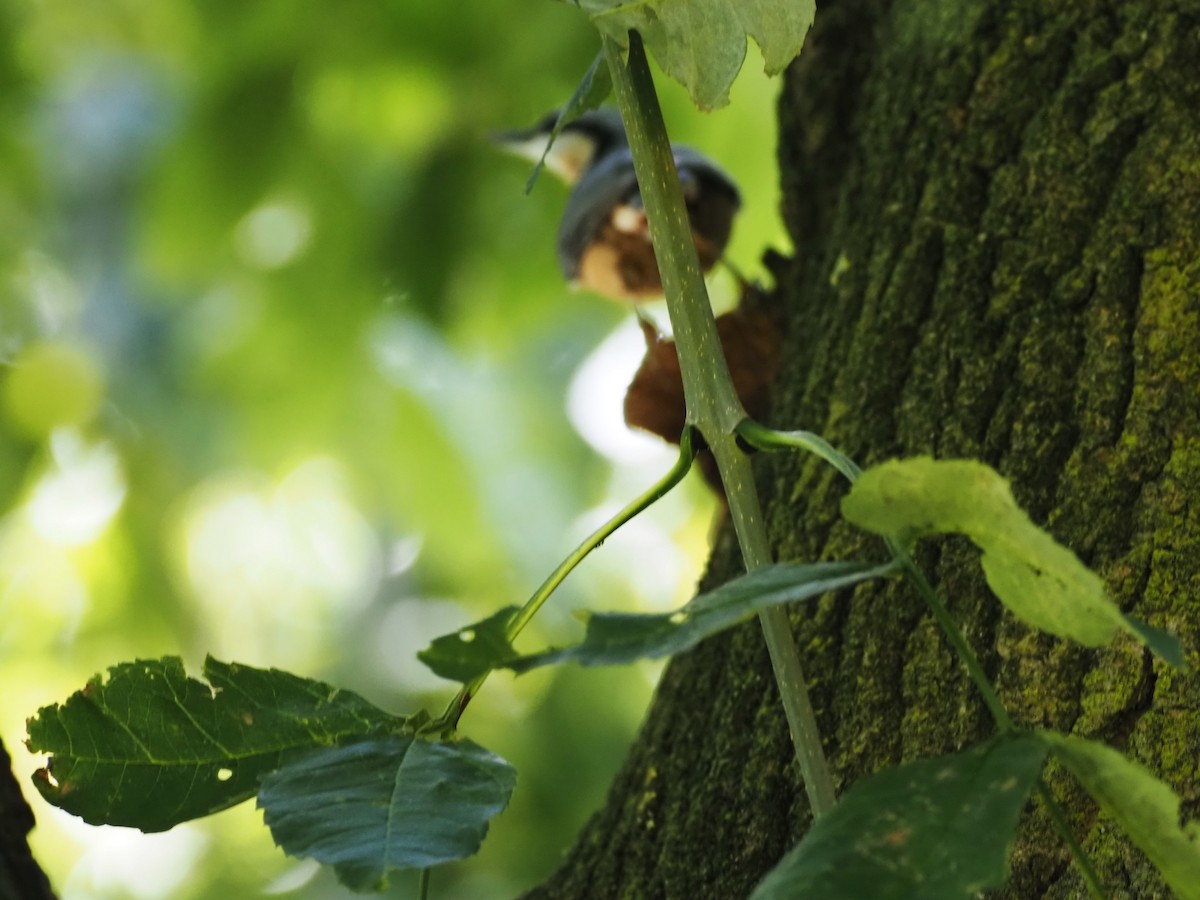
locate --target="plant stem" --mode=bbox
[738,420,1012,731]
[892,550,1013,730]
[737,420,1107,891]
[507,426,698,640]
[1035,780,1106,899]
[440,427,697,730]
[603,31,837,818]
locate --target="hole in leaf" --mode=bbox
[460,629,476,643]
[669,612,687,625]
[217,767,234,782]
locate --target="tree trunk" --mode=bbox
[528,1,1200,897]
[1,740,56,900]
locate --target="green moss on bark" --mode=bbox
[528,2,1200,897]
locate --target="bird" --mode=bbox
[495,107,741,301]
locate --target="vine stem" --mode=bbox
[737,421,1107,895]
[603,32,837,818]
[434,427,697,732]
[1035,781,1106,899]
[738,421,1012,729]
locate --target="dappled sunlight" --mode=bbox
[0,431,126,652]
[5,253,85,356]
[2,343,104,440]
[0,522,88,649]
[233,195,314,271]
[174,457,381,667]
[567,315,679,467]
[374,596,476,695]
[28,431,126,546]
[0,0,788,895]
[52,815,210,900]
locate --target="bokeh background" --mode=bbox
[0,2,787,897]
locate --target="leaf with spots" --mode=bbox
[417,563,893,683]
[841,458,1185,667]
[259,735,516,891]
[510,560,896,673]
[27,656,415,832]
[418,605,520,683]
[751,734,1049,899]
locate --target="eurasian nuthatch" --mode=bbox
[497,108,741,301]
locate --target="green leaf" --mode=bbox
[1040,732,1200,900]
[841,458,1185,667]
[27,656,411,832]
[525,52,613,193]
[582,0,816,110]
[258,735,517,892]
[417,605,520,683]
[1121,616,1187,670]
[751,734,1049,899]
[510,560,896,673]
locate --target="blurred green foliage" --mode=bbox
[0,1,786,896]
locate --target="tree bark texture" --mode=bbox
[1,739,56,900]
[529,1,1200,897]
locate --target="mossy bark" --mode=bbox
[527,2,1200,897]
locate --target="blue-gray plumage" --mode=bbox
[496,108,740,300]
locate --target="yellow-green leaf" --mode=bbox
[578,0,816,110]
[841,458,1184,668]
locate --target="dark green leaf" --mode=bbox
[580,0,815,110]
[751,734,1049,899]
[259,735,517,892]
[417,605,520,683]
[510,561,895,672]
[525,52,613,193]
[842,458,1185,666]
[1041,732,1200,900]
[1121,617,1187,671]
[27,656,409,831]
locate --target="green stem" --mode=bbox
[603,31,837,818]
[893,551,1013,731]
[737,420,1106,890]
[418,867,431,900]
[439,426,697,730]
[1035,780,1106,899]
[738,420,1011,730]
[507,426,697,639]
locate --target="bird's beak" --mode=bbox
[491,126,554,166]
